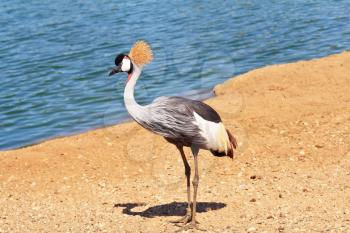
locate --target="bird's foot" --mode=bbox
[174,221,205,232]
[169,207,192,224]
[169,214,191,224]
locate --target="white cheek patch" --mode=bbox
[121,58,131,72]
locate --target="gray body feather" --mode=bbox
[132,96,221,148]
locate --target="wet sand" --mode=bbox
[0,52,349,233]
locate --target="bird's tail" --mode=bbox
[226,129,237,158]
[210,125,237,159]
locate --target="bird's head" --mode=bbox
[109,54,133,76]
[109,40,153,77]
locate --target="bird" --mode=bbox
[108,41,237,231]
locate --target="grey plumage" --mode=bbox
[132,96,219,148]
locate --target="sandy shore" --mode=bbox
[1,52,349,233]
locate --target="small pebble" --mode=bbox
[250,175,256,180]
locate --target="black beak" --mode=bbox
[109,65,122,76]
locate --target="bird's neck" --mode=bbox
[124,64,145,121]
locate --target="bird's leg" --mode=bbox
[175,147,205,232]
[192,148,199,224]
[170,146,192,224]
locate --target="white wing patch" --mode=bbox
[193,112,230,154]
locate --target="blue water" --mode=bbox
[1,0,350,150]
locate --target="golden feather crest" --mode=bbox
[129,40,153,66]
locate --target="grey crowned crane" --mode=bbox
[109,41,237,231]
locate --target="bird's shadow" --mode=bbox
[114,201,226,218]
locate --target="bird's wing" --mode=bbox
[137,96,223,147]
[136,96,208,146]
[146,97,236,156]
